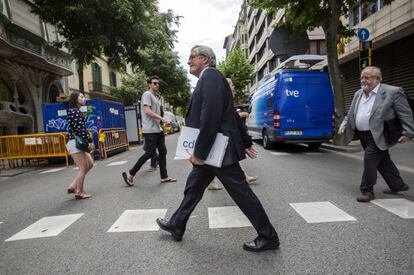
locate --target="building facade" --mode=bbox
[0,0,72,135]
[66,57,130,102]
[339,0,414,110]
[224,1,326,95]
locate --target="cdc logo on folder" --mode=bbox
[175,126,229,168]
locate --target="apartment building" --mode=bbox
[0,0,72,135]
[339,0,414,109]
[67,58,131,102]
[224,1,326,95]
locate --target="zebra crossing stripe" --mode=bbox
[208,206,252,228]
[108,209,168,232]
[107,161,128,166]
[5,214,84,242]
[270,152,290,156]
[290,202,357,223]
[371,199,414,219]
[40,168,65,174]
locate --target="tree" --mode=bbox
[218,48,255,104]
[31,0,178,92]
[110,71,147,106]
[248,0,394,143]
[139,47,191,111]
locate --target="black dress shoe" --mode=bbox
[383,183,410,195]
[156,218,183,242]
[243,237,280,252]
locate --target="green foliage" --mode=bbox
[139,47,191,111]
[218,48,254,104]
[31,0,178,88]
[110,71,147,106]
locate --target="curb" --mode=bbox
[321,143,362,153]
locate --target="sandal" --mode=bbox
[75,193,92,199]
[161,177,177,183]
[122,172,134,186]
[67,188,76,194]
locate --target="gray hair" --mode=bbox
[362,66,382,82]
[192,45,216,67]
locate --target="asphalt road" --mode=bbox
[0,134,413,275]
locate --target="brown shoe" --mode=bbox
[356,192,375,202]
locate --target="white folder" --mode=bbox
[174,126,229,168]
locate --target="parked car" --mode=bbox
[163,111,180,134]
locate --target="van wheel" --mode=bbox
[308,143,322,150]
[262,130,274,150]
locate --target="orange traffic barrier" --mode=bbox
[0,133,69,168]
[98,128,129,159]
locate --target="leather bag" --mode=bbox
[75,136,89,152]
[383,118,402,145]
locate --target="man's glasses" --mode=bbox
[151,82,160,85]
[188,55,204,60]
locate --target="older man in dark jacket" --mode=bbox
[156,45,279,252]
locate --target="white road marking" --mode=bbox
[40,168,65,174]
[270,152,291,156]
[73,163,97,170]
[371,199,414,219]
[304,152,323,156]
[290,201,357,223]
[326,150,414,173]
[107,161,128,166]
[5,214,84,242]
[208,206,252,229]
[108,209,168,232]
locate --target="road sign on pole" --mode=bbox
[357,28,370,41]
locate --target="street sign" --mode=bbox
[357,28,370,41]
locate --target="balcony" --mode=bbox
[87,82,118,101]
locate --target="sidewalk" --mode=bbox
[322,139,414,171]
[321,140,363,153]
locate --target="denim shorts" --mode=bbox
[66,139,82,155]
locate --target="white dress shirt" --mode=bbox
[355,84,380,131]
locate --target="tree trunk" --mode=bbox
[77,60,84,93]
[324,0,345,145]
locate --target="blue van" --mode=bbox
[246,56,334,150]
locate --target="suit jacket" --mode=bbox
[340,83,414,150]
[185,68,245,166]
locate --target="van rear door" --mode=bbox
[277,72,333,135]
[303,73,333,130]
[277,74,308,130]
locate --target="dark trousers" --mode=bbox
[358,130,405,193]
[129,132,167,178]
[144,138,159,168]
[169,163,278,240]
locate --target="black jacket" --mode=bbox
[185,68,245,166]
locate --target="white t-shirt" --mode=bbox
[141,91,162,133]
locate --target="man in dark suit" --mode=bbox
[156,45,279,252]
[339,66,414,202]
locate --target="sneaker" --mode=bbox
[207,181,223,190]
[356,192,375,202]
[383,183,409,195]
[148,166,157,172]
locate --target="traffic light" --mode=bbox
[359,41,372,70]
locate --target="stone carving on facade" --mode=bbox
[9,33,42,55]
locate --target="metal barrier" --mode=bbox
[0,133,69,168]
[98,128,129,159]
